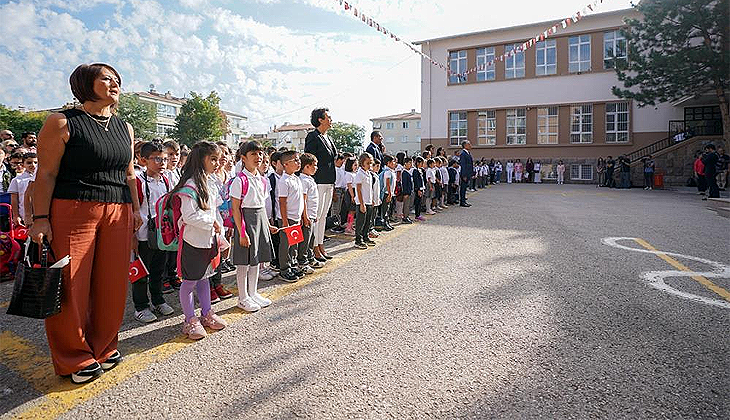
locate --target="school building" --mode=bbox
[416,8,726,184]
[370,110,422,156]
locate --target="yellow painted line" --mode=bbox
[4,219,422,420]
[633,238,730,303]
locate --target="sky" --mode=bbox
[0,0,634,134]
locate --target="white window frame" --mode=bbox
[156,123,174,136]
[449,111,467,146]
[570,104,593,143]
[156,103,177,118]
[385,136,395,143]
[415,135,421,144]
[535,40,557,76]
[569,35,591,73]
[401,135,408,143]
[372,122,382,129]
[606,102,629,143]
[603,30,627,69]
[537,107,559,144]
[402,121,409,129]
[570,164,594,180]
[476,47,496,81]
[477,110,496,145]
[506,108,527,145]
[385,122,394,129]
[416,121,421,129]
[449,50,467,84]
[505,44,525,79]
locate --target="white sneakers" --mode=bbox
[134,308,157,323]
[237,297,261,312]
[259,269,275,281]
[252,293,272,308]
[154,303,175,316]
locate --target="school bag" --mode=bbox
[0,203,21,281]
[154,186,199,252]
[219,171,249,229]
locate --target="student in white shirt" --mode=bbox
[439,158,450,208]
[353,153,375,249]
[341,157,358,235]
[298,153,321,271]
[379,155,396,231]
[276,150,305,282]
[370,159,382,237]
[331,154,346,230]
[8,152,36,226]
[425,158,437,215]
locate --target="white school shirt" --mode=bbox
[353,168,373,205]
[8,172,33,222]
[439,167,449,185]
[277,172,304,222]
[534,163,541,172]
[496,163,503,172]
[426,167,436,184]
[234,160,243,174]
[345,171,355,191]
[179,176,223,248]
[230,168,266,209]
[135,171,170,241]
[299,173,319,221]
[383,168,396,195]
[166,167,181,188]
[372,170,382,206]
[335,166,347,189]
[506,162,514,171]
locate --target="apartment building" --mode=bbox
[416,8,725,183]
[267,123,315,152]
[134,90,248,148]
[370,110,422,156]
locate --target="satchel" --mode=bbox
[7,240,64,319]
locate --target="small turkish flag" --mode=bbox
[282,224,304,246]
[12,225,28,241]
[129,256,149,283]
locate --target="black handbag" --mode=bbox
[6,240,63,319]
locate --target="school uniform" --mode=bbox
[353,168,374,244]
[370,170,381,230]
[133,171,170,311]
[381,168,396,222]
[276,173,304,271]
[298,173,319,265]
[8,171,33,224]
[178,177,223,281]
[268,171,281,267]
[162,168,183,283]
[506,162,514,183]
[332,166,347,225]
[230,168,273,266]
[412,167,424,217]
[533,163,542,183]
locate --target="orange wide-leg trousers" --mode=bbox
[44,199,132,375]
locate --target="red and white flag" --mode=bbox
[282,224,304,246]
[129,256,149,284]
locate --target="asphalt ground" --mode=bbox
[0,184,728,419]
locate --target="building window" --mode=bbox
[373,122,382,129]
[449,112,467,146]
[385,136,395,143]
[449,50,467,84]
[156,123,174,136]
[403,121,409,129]
[416,135,421,144]
[537,107,559,144]
[604,30,627,69]
[606,102,629,142]
[477,110,496,145]
[569,35,591,73]
[506,108,527,145]
[416,121,421,129]
[385,122,394,129]
[570,164,594,180]
[476,47,496,81]
[684,106,723,136]
[156,103,177,118]
[570,104,593,143]
[401,135,408,143]
[535,40,557,76]
[505,44,525,79]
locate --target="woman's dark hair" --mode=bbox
[415,156,424,165]
[396,152,405,165]
[172,141,219,210]
[239,140,263,157]
[382,154,394,166]
[436,147,443,157]
[69,63,122,103]
[311,108,329,127]
[425,144,434,152]
[403,156,413,164]
[270,151,282,164]
[344,157,357,172]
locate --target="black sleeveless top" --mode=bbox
[53,109,132,203]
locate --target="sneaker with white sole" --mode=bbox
[259,269,275,281]
[71,361,103,384]
[154,303,174,316]
[237,297,261,312]
[183,317,207,340]
[310,260,325,269]
[299,264,315,275]
[134,308,157,323]
[100,350,122,370]
[252,293,272,308]
[201,311,227,330]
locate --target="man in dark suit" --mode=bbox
[365,131,384,170]
[702,144,720,199]
[459,140,474,207]
[304,108,339,260]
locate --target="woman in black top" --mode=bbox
[30,63,142,384]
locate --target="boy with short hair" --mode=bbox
[425,158,436,215]
[379,155,396,231]
[354,152,375,249]
[448,160,459,205]
[331,154,346,233]
[8,152,37,225]
[413,157,425,221]
[370,159,382,237]
[163,140,182,186]
[299,153,321,271]
[133,142,174,323]
[277,151,305,282]
[400,157,414,224]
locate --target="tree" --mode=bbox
[612,0,730,146]
[328,122,365,153]
[172,91,228,147]
[0,104,49,138]
[116,93,156,141]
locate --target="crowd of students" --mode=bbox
[0,131,39,228]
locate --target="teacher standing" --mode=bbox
[304,108,338,261]
[30,63,142,384]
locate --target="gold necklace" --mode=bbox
[81,105,111,132]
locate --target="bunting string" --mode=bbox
[334,0,608,79]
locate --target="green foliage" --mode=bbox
[172,91,228,147]
[0,104,49,138]
[328,122,365,153]
[117,93,156,141]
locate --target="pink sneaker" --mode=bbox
[201,311,227,330]
[183,317,207,340]
[416,216,426,221]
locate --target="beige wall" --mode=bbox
[372,118,421,155]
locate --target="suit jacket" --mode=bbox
[365,142,383,167]
[304,129,339,184]
[459,149,474,179]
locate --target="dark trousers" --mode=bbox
[355,205,374,243]
[620,171,631,188]
[459,178,468,204]
[644,172,654,188]
[414,194,422,218]
[163,251,177,281]
[707,172,720,198]
[278,218,299,271]
[605,170,615,188]
[297,222,314,265]
[270,218,280,268]
[133,240,167,311]
[378,200,391,227]
[697,175,707,192]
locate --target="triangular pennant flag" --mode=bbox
[354,8,357,16]
[344,2,349,10]
[561,20,567,29]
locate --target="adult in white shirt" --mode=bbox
[506,160,514,184]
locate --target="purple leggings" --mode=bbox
[179,279,212,322]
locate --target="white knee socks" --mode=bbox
[247,265,260,298]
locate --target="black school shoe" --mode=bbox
[279,270,299,283]
[70,362,104,384]
[100,350,122,370]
